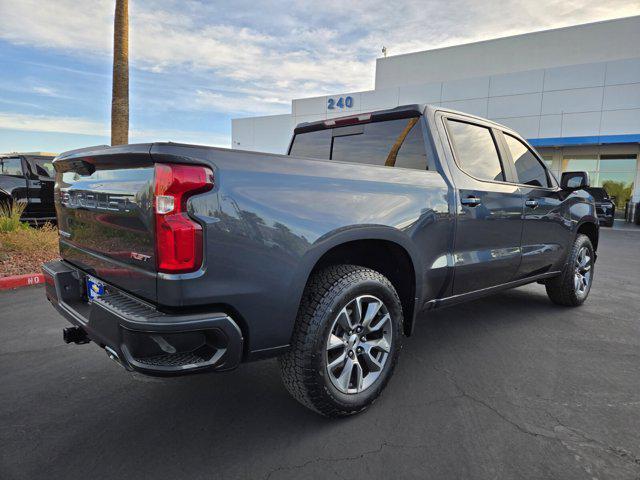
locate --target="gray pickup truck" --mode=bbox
[44,105,598,417]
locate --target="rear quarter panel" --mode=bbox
[151,145,453,354]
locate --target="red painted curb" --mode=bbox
[0,273,45,290]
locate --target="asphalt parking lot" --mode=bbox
[1,228,639,480]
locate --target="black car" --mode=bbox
[587,187,615,227]
[0,154,56,223]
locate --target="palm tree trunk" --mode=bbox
[111,0,129,145]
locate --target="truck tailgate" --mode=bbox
[53,144,157,302]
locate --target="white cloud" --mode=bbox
[0,112,109,136]
[3,1,640,95]
[0,111,228,147]
[130,127,230,147]
[1,0,639,131]
[32,86,62,97]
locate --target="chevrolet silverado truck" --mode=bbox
[44,105,598,417]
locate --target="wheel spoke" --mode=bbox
[579,253,590,269]
[364,337,390,353]
[361,347,383,372]
[353,297,364,325]
[574,274,581,292]
[353,362,363,392]
[328,350,347,370]
[327,334,344,350]
[336,357,355,391]
[365,313,390,333]
[336,307,355,331]
[361,299,383,330]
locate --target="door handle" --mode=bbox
[461,196,481,207]
[525,199,539,209]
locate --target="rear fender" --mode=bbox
[287,225,425,334]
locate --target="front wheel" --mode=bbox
[279,265,403,417]
[545,234,595,306]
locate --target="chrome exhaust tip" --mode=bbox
[105,346,129,370]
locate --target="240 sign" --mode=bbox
[327,96,354,110]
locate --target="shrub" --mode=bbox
[0,222,59,277]
[0,201,28,233]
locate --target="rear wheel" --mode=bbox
[545,234,595,306]
[279,265,403,417]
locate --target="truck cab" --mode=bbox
[0,154,56,223]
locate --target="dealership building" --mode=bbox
[232,16,640,210]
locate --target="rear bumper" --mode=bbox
[43,260,243,376]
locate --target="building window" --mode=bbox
[563,154,637,215]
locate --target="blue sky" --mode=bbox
[1,0,639,154]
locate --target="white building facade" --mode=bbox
[232,16,640,208]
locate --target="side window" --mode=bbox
[289,129,331,159]
[504,134,550,187]
[395,121,428,170]
[330,118,428,170]
[0,158,23,177]
[32,159,55,178]
[447,120,504,181]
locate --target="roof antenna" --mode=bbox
[382,46,387,58]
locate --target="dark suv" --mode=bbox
[586,187,615,227]
[0,154,56,223]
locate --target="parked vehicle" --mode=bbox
[44,105,599,417]
[586,187,615,227]
[0,154,56,223]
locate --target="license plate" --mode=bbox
[86,276,105,301]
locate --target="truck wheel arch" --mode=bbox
[291,227,425,337]
[576,220,599,252]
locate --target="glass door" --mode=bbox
[562,154,637,218]
[598,155,637,217]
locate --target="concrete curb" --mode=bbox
[0,273,45,290]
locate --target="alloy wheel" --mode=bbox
[325,295,392,394]
[574,246,592,297]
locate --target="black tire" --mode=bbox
[545,234,595,306]
[279,265,403,417]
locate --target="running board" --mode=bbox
[423,271,561,310]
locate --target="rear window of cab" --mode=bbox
[289,118,429,171]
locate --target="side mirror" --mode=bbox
[561,171,590,190]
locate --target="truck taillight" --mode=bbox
[154,163,213,273]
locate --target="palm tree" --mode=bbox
[111,0,129,145]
